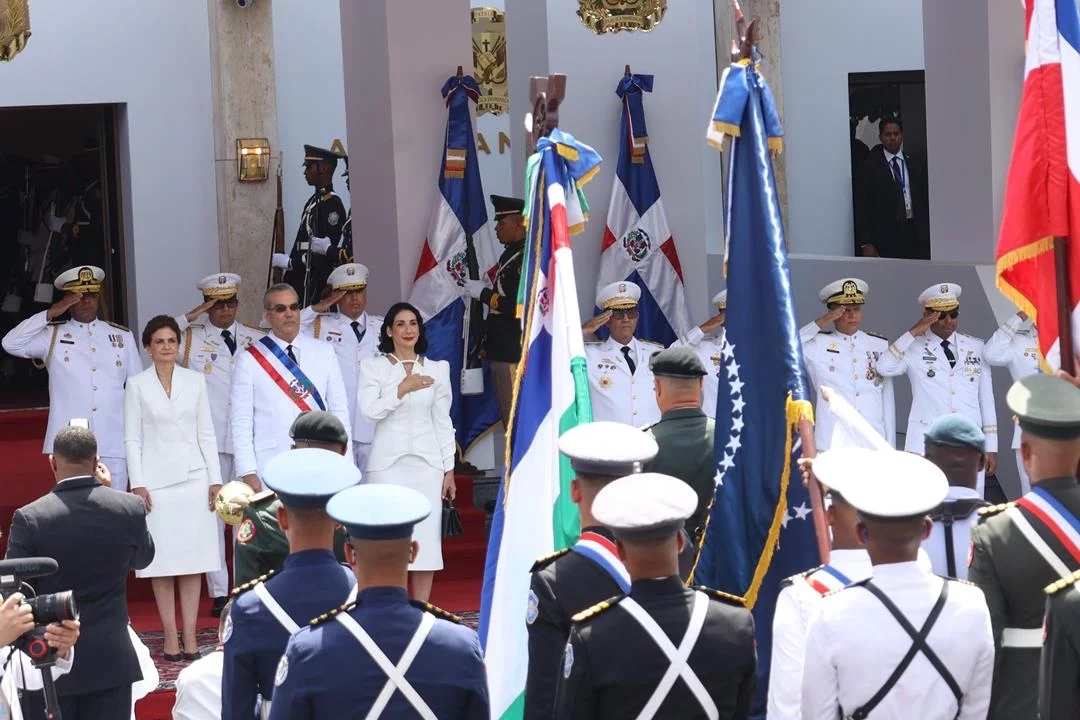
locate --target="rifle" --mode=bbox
[267,158,285,288]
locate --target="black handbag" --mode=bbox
[442,498,464,538]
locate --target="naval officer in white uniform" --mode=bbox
[672,290,726,418]
[230,283,352,491]
[299,263,382,469]
[800,278,895,450]
[983,310,1041,495]
[875,283,998,495]
[1,265,142,491]
[174,272,265,611]
[581,281,662,427]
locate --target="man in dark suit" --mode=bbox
[6,425,154,720]
[854,118,930,260]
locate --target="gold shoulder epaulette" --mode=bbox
[230,569,276,597]
[242,322,266,334]
[865,330,887,340]
[1046,569,1080,595]
[410,600,461,624]
[694,586,747,607]
[530,547,571,572]
[105,320,130,332]
[571,597,622,623]
[311,600,355,626]
[977,502,1014,519]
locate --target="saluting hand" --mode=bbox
[910,308,938,337]
[815,306,845,330]
[185,298,217,324]
[700,311,726,334]
[582,310,612,336]
[312,289,347,314]
[46,293,83,321]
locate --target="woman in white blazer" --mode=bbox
[359,302,456,602]
[125,315,222,661]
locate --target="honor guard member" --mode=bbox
[222,448,359,720]
[268,484,490,719]
[800,278,895,450]
[462,194,526,428]
[233,411,353,586]
[525,421,659,720]
[968,374,1080,720]
[554,472,756,719]
[801,448,994,720]
[1040,569,1080,719]
[672,290,726,419]
[271,146,348,306]
[1,265,141,491]
[175,272,266,613]
[875,283,998,494]
[582,281,663,427]
[984,310,1042,495]
[921,415,989,579]
[300,263,383,469]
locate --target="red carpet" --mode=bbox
[1,409,488,719]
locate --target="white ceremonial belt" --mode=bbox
[297,241,310,250]
[252,582,301,635]
[621,592,719,720]
[335,611,438,720]
[259,699,272,720]
[1001,627,1043,648]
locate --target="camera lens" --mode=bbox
[26,591,78,625]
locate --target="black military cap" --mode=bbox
[649,346,707,379]
[303,145,339,166]
[491,195,525,219]
[289,411,349,445]
[1007,374,1080,440]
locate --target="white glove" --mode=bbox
[463,279,486,300]
[46,215,66,234]
[310,236,332,256]
[271,253,290,270]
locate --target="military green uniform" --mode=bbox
[233,491,349,587]
[1041,569,1080,719]
[643,407,715,541]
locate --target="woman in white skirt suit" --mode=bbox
[359,302,456,603]
[125,315,222,661]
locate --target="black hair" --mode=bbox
[879,117,903,135]
[141,314,181,348]
[377,302,428,354]
[53,426,97,465]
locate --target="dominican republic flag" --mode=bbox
[409,74,501,454]
[996,0,1080,369]
[694,58,818,719]
[596,73,690,345]
[480,129,601,720]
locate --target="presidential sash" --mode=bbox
[1010,487,1080,577]
[247,337,326,412]
[571,531,631,592]
[803,565,852,597]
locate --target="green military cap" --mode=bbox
[649,346,707,379]
[290,411,349,445]
[923,414,986,453]
[1007,374,1080,440]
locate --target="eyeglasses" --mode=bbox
[939,310,960,319]
[270,303,300,314]
[610,309,639,320]
[212,299,239,308]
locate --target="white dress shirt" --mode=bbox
[584,336,662,427]
[801,561,994,720]
[883,148,913,215]
[672,325,724,418]
[172,649,223,720]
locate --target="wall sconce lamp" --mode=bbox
[236,138,271,181]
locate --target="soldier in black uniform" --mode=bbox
[554,471,757,719]
[1041,568,1080,719]
[969,374,1080,720]
[463,194,525,428]
[274,145,348,306]
[524,421,659,720]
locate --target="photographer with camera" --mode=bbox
[0,588,80,720]
[6,425,154,720]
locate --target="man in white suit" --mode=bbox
[299,263,382,469]
[230,283,351,490]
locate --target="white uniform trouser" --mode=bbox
[101,456,128,493]
[354,441,372,473]
[206,453,233,598]
[977,470,985,499]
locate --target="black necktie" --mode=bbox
[941,340,956,368]
[351,320,365,344]
[221,329,237,356]
[286,344,297,364]
[620,345,636,375]
[890,156,904,188]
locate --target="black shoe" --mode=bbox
[210,596,228,618]
[163,652,183,663]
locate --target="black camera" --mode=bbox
[0,557,78,668]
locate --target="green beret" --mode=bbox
[289,411,349,445]
[648,346,706,379]
[1007,374,1080,441]
[923,414,985,453]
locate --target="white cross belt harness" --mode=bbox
[252,583,302,720]
[619,591,719,720]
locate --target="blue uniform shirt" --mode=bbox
[222,549,355,720]
[267,586,489,719]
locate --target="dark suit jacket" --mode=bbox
[6,475,154,695]
[854,145,930,259]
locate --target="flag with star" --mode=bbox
[692,55,818,718]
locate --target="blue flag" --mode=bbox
[693,59,819,718]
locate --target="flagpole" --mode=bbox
[1055,236,1076,375]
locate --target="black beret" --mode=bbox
[289,411,349,445]
[649,346,706,378]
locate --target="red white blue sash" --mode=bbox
[1012,487,1080,577]
[804,565,852,597]
[571,531,631,592]
[247,337,326,412]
